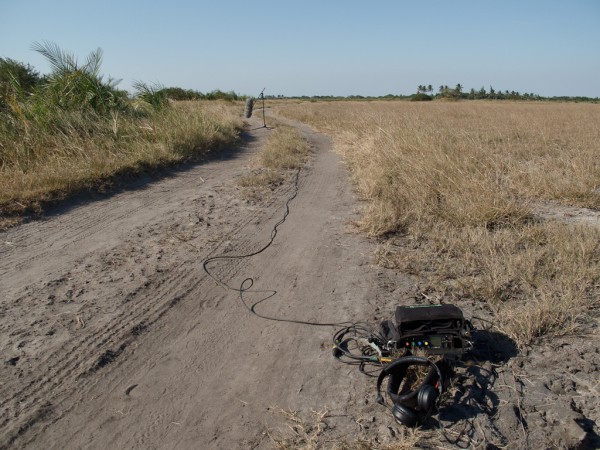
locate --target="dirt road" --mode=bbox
[2,116,599,450]
[0,116,410,449]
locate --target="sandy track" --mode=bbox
[2,116,599,450]
[0,116,412,449]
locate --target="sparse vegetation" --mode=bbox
[275,100,600,346]
[269,408,422,450]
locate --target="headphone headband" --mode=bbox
[376,356,444,406]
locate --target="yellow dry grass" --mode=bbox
[259,123,311,171]
[238,121,310,193]
[275,100,600,346]
[0,100,242,218]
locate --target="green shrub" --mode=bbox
[159,87,204,101]
[204,89,239,101]
[410,93,432,102]
[132,81,169,111]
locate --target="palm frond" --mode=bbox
[106,76,122,89]
[31,40,77,75]
[83,48,103,78]
[29,42,126,115]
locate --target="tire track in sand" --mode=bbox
[0,121,288,449]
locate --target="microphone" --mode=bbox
[244,98,255,118]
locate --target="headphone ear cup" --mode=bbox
[392,403,419,427]
[417,385,439,411]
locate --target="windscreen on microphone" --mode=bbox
[244,98,255,118]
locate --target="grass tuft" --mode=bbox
[260,124,311,170]
[237,122,310,197]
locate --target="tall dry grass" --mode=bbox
[0,101,242,217]
[275,101,600,346]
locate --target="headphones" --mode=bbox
[376,356,445,427]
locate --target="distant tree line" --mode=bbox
[263,89,597,103]
[416,83,540,101]
[263,94,411,101]
[158,86,240,101]
[413,83,597,102]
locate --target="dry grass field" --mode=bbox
[275,101,600,347]
[2,97,598,449]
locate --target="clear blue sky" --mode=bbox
[1,0,599,97]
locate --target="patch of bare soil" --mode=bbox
[533,199,600,229]
[1,116,599,450]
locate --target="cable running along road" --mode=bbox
[201,166,388,368]
[203,169,352,327]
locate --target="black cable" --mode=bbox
[203,168,359,329]
[201,163,389,374]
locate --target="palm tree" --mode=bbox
[31,41,124,114]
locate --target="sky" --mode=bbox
[1,0,599,97]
